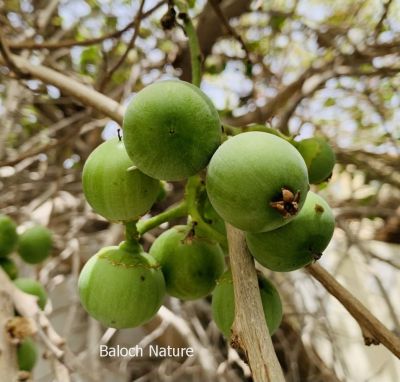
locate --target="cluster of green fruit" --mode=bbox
[0,214,53,277]
[78,80,335,338]
[0,214,52,372]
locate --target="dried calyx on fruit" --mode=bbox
[123,80,221,181]
[206,132,309,233]
[78,240,165,328]
[82,137,160,222]
[212,270,282,338]
[246,191,335,272]
[150,225,225,300]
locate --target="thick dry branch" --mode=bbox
[227,224,285,382]
[0,54,124,124]
[306,263,400,358]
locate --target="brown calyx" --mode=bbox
[270,187,300,218]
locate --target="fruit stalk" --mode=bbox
[226,224,285,382]
[137,201,188,234]
[175,1,202,87]
[185,176,227,245]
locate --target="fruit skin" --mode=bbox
[212,270,282,337]
[14,278,48,310]
[246,191,335,272]
[17,338,38,372]
[206,132,309,233]
[0,257,18,279]
[123,80,221,181]
[294,137,335,184]
[18,226,52,264]
[82,138,160,222]
[78,241,165,328]
[149,225,225,300]
[0,214,18,257]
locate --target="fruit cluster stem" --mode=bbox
[137,201,188,235]
[185,176,227,245]
[227,224,285,382]
[175,1,202,87]
[124,220,139,243]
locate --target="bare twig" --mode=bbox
[306,263,400,358]
[227,224,285,382]
[99,0,146,89]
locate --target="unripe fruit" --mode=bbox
[0,257,18,279]
[14,278,48,310]
[82,138,160,222]
[206,132,309,232]
[123,80,221,181]
[78,241,165,328]
[18,226,52,264]
[294,137,335,184]
[212,270,282,337]
[149,225,225,300]
[17,338,38,372]
[246,192,335,272]
[0,214,18,257]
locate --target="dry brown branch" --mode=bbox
[227,224,285,382]
[6,1,165,51]
[99,0,146,89]
[306,263,400,358]
[0,53,124,124]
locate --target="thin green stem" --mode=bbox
[137,201,188,234]
[124,220,139,243]
[175,1,202,87]
[185,176,227,245]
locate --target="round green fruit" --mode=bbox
[212,270,282,337]
[82,138,160,222]
[78,241,165,328]
[149,225,225,300]
[14,278,48,310]
[206,132,309,233]
[0,214,18,257]
[246,191,335,272]
[0,257,18,280]
[17,338,38,372]
[123,80,221,181]
[294,137,335,184]
[18,226,52,264]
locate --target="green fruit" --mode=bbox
[294,137,335,184]
[0,214,18,257]
[18,226,52,264]
[246,191,335,272]
[150,225,225,300]
[212,270,282,337]
[0,257,18,279]
[82,138,160,222]
[123,80,221,181]
[17,338,38,372]
[206,132,309,233]
[14,278,48,310]
[78,241,165,328]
